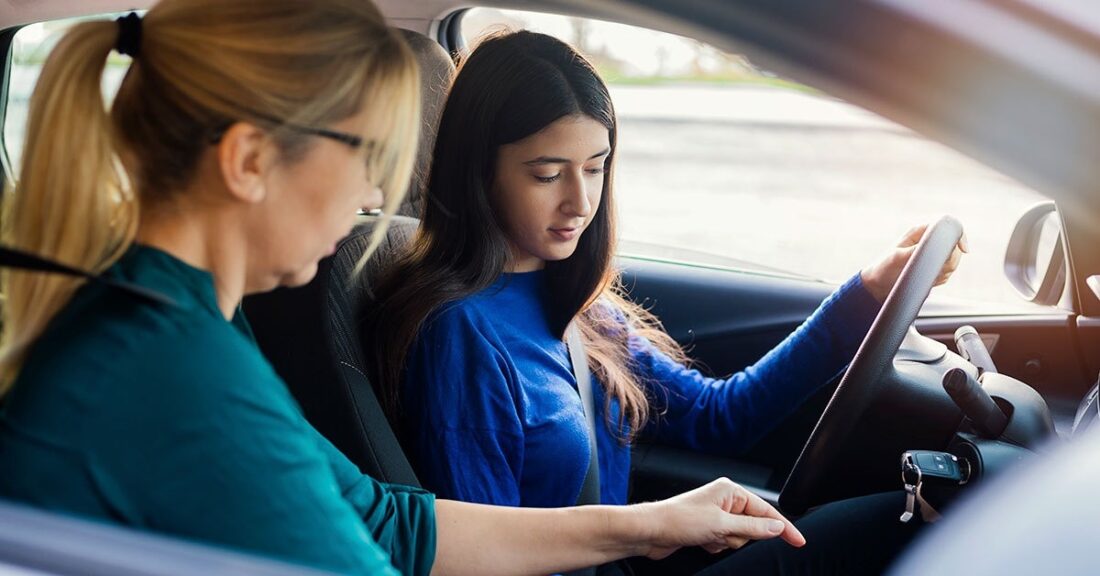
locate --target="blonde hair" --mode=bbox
[0,0,420,392]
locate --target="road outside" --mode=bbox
[3,67,1049,310]
[609,84,1047,310]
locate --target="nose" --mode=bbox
[562,172,592,218]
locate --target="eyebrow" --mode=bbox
[523,147,611,166]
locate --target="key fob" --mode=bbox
[902,450,970,486]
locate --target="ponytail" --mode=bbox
[0,0,420,395]
[0,20,137,391]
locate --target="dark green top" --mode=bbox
[0,245,436,575]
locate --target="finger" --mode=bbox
[898,224,927,247]
[702,542,729,555]
[732,489,806,547]
[719,513,802,552]
[717,483,806,547]
[748,501,809,547]
[958,231,970,253]
[779,524,806,547]
[945,246,963,272]
[933,247,964,286]
[722,514,786,539]
[895,244,918,265]
[722,536,749,551]
[735,488,792,524]
[647,546,677,561]
[734,487,783,517]
[933,263,958,285]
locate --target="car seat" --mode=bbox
[242,28,453,486]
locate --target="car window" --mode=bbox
[459,9,1050,311]
[4,13,134,179]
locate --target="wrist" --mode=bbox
[614,503,660,558]
[860,266,887,303]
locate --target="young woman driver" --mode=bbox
[369,30,967,574]
[0,3,807,576]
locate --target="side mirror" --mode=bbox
[1004,201,1066,306]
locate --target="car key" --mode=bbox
[904,450,970,486]
[900,450,970,523]
[900,482,917,523]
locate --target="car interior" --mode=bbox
[1,0,1099,574]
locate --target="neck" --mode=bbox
[136,202,246,320]
[504,244,545,273]
[505,260,545,273]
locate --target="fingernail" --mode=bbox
[768,520,785,534]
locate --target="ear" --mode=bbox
[216,122,277,204]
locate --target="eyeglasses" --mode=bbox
[208,114,368,150]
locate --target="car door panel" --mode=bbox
[620,258,833,378]
[917,315,1092,431]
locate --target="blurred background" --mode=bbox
[461,9,1049,312]
[4,9,1050,312]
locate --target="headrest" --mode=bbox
[395,29,455,218]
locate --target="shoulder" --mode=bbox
[418,294,503,348]
[404,296,519,409]
[139,309,291,420]
[411,296,511,373]
[21,289,291,425]
[3,298,311,502]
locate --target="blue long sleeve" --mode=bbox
[403,279,594,508]
[400,271,881,508]
[637,273,881,455]
[403,304,529,506]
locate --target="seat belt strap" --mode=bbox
[0,245,177,307]
[567,322,601,505]
[565,322,601,576]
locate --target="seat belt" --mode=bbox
[565,323,600,576]
[0,245,177,306]
[567,322,600,506]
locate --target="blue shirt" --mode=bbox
[0,245,436,575]
[402,270,880,507]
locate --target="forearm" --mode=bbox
[643,275,879,453]
[431,499,651,576]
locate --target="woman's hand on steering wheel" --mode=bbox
[861,223,970,302]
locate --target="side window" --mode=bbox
[459,9,1048,311]
[4,14,133,179]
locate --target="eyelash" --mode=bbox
[534,168,604,184]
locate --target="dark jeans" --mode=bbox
[619,491,925,576]
[698,491,923,576]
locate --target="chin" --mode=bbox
[282,263,320,288]
[534,240,577,261]
[547,247,581,262]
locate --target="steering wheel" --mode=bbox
[779,215,964,515]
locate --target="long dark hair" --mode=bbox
[368,30,685,439]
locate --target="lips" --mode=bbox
[549,227,580,241]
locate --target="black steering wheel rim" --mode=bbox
[779,216,964,515]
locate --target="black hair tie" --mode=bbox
[115,13,142,58]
